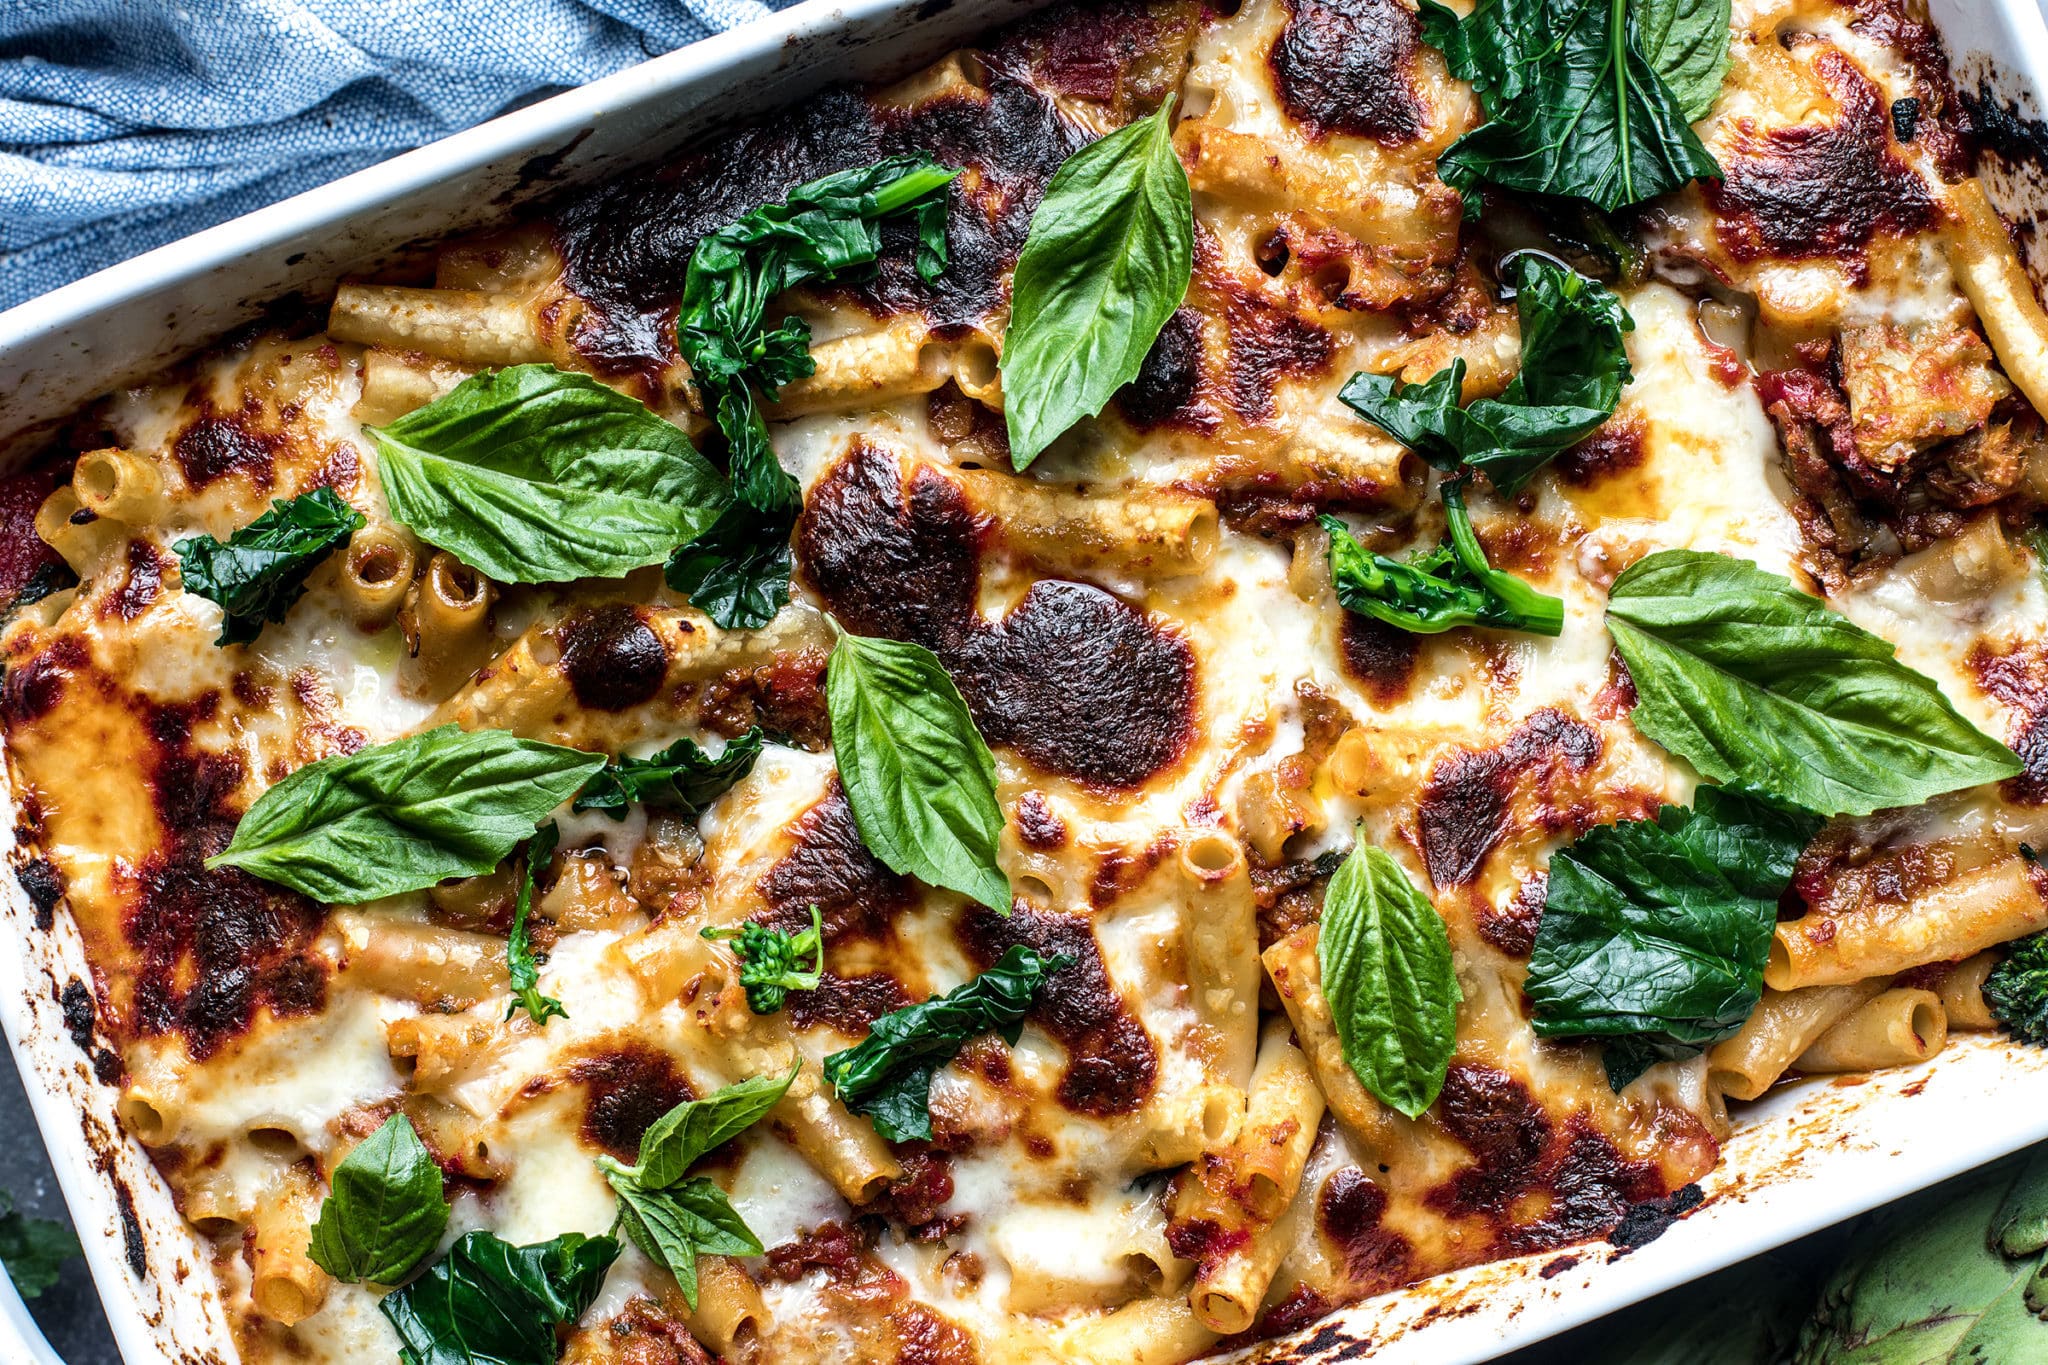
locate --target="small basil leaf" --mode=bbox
[505,821,566,1027]
[823,944,1069,1142]
[173,488,365,646]
[575,727,765,821]
[1322,481,1563,636]
[701,905,825,1015]
[380,1230,618,1365]
[1607,550,2021,816]
[665,392,799,631]
[631,1061,800,1190]
[1316,837,1461,1120]
[1421,0,1723,212]
[307,1113,450,1285]
[825,632,1010,913]
[205,725,606,902]
[1339,254,1632,494]
[608,1177,762,1311]
[0,1189,78,1300]
[369,364,724,584]
[1002,99,1193,468]
[1527,787,1821,1053]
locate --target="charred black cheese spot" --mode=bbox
[559,603,668,712]
[757,780,915,944]
[1417,708,1602,888]
[568,1045,696,1162]
[1270,0,1430,145]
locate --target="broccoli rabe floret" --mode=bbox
[1985,931,2048,1046]
[700,905,824,1014]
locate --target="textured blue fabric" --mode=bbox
[0,0,798,311]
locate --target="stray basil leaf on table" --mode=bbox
[1001,98,1193,468]
[1316,837,1461,1119]
[0,1189,79,1301]
[174,487,365,646]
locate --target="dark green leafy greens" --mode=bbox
[368,365,724,584]
[1417,0,1725,212]
[574,726,765,821]
[380,1230,618,1365]
[1316,837,1461,1119]
[1339,253,1633,494]
[823,944,1071,1142]
[505,821,565,1026]
[206,725,605,903]
[174,487,365,646]
[1001,98,1193,468]
[701,905,825,1014]
[1607,550,2021,816]
[1985,932,2048,1047]
[596,1064,797,1309]
[667,157,955,628]
[0,1188,78,1300]
[826,631,1010,913]
[307,1113,451,1285]
[1526,787,1821,1076]
[1322,481,1563,636]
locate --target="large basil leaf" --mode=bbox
[574,726,765,821]
[1322,481,1563,637]
[1419,0,1722,212]
[1001,99,1193,469]
[505,822,565,1027]
[669,158,953,628]
[1317,838,1461,1119]
[1607,550,2020,816]
[823,944,1070,1142]
[595,1065,794,1308]
[206,725,606,902]
[380,1230,617,1365]
[825,632,1010,913]
[1339,254,1632,494]
[174,487,365,646]
[1527,788,1821,1065]
[307,1113,450,1285]
[369,364,724,585]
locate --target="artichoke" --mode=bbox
[1796,1146,2048,1362]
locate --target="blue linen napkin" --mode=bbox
[0,0,798,312]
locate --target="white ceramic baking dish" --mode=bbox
[4,1,2048,1360]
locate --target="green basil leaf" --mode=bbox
[1322,481,1563,636]
[1316,837,1461,1120]
[0,1189,78,1300]
[173,487,365,646]
[369,364,724,585]
[669,159,953,625]
[1001,99,1193,468]
[825,632,1009,913]
[1527,787,1821,1054]
[608,1177,761,1311]
[1635,0,1733,119]
[823,944,1070,1142]
[1986,931,2048,1047]
[702,905,825,1015]
[575,727,765,821]
[205,725,606,902]
[1339,254,1632,493]
[307,1113,450,1285]
[628,1062,800,1190]
[1607,549,2021,816]
[505,821,566,1026]
[380,1230,618,1365]
[1420,0,1723,212]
